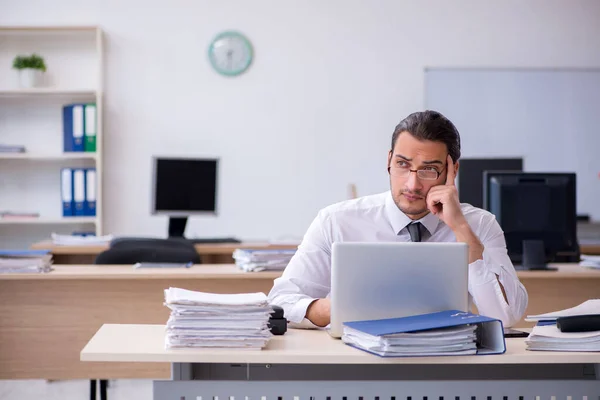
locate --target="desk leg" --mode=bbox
[100,380,108,400]
[172,363,192,381]
[90,380,96,400]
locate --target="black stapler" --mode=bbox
[268,305,287,335]
[557,314,600,332]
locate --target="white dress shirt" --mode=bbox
[268,191,528,327]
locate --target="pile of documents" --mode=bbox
[343,325,478,356]
[51,233,113,246]
[0,144,25,153]
[0,211,40,219]
[233,249,296,272]
[580,255,600,269]
[342,310,506,357]
[525,300,600,351]
[164,287,273,349]
[0,250,53,273]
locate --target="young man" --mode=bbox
[268,110,528,328]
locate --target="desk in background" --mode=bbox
[81,324,600,399]
[2,263,600,381]
[0,264,279,380]
[32,240,600,265]
[30,240,298,264]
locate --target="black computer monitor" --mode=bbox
[151,157,218,238]
[457,158,523,208]
[483,171,579,270]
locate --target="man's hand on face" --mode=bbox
[426,155,468,231]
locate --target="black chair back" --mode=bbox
[95,238,200,264]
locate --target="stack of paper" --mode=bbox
[0,144,25,153]
[343,324,478,356]
[342,310,506,357]
[0,250,53,273]
[580,255,600,269]
[525,324,600,351]
[525,300,600,351]
[164,287,273,349]
[51,233,113,246]
[233,249,296,272]
[0,211,40,219]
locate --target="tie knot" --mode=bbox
[407,222,422,242]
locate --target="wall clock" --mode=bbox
[208,31,253,76]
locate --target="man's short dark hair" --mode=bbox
[391,110,461,162]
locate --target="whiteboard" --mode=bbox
[425,68,600,221]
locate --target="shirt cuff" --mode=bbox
[468,259,497,289]
[286,297,317,323]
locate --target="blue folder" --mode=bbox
[63,104,85,152]
[344,310,506,356]
[0,250,51,257]
[61,168,74,217]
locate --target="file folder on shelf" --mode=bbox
[73,169,85,216]
[84,168,97,216]
[84,103,96,152]
[61,168,74,217]
[63,104,85,152]
[342,310,506,357]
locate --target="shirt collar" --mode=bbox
[385,191,441,236]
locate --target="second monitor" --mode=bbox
[483,171,579,269]
[152,157,218,238]
[457,158,523,209]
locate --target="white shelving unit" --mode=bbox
[0,153,98,160]
[0,217,97,225]
[0,26,104,247]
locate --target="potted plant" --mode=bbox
[12,53,47,88]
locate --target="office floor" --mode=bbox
[0,379,152,400]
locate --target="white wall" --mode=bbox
[2,0,600,242]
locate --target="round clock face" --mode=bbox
[208,31,253,76]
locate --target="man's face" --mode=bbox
[387,132,454,220]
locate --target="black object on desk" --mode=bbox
[186,237,242,244]
[557,314,600,332]
[268,305,287,335]
[503,328,529,338]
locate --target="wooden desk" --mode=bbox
[516,264,600,327]
[30,240,298,264]
[81,324,600,399]
[581,242,600,255]
[31,239,600,266]
[0,265,279,380]
[3,263,600,380]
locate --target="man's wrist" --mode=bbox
[453,221,484,262]
[452,219,475,241]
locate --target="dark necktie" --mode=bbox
[407,222,422,242]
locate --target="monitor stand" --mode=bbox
[518,239,557,271]
[168,217,188,238]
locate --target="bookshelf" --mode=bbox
[0,26,103,247]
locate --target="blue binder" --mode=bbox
[61,168,74,217]
[84,168,97,216]
[63,104,85,152]
[344,310,506,356]
[72,169,86,216]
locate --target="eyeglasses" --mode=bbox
[388,164,446,181]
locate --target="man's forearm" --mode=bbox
[454,222,484,263]
[454,223,509,304]
[305,298,330,327]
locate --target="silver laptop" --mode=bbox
[329,242,469,338]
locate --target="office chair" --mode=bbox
[91,239,200,400]
[96,238,201,264]
[109,236,193,249]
